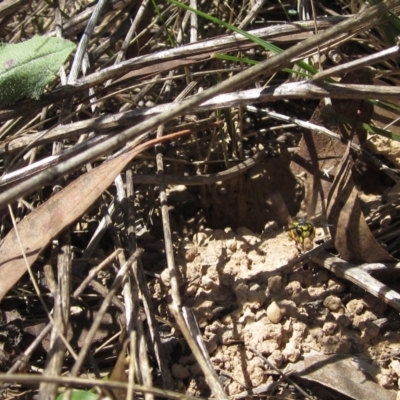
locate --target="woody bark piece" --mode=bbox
[312,251,400,311]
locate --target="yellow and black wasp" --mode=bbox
[287,218,316,251]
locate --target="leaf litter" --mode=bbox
[1,1,400,399]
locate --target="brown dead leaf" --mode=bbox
[326,150,396,263]
[291,69,396,262]
[291,70,374,219]
[0,130,191,300]
[289,354,397,400]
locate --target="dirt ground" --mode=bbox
[147,192,400,399]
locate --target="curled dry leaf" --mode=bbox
[326,153,396,263]
[291,69,397,263]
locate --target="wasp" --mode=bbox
[287,218,316,251]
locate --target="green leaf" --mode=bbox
[0,35,76,107]
[56,389,99,400]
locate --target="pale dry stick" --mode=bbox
[6,323,52,375]
[68,0,108,84]
[43,258,58,298]
[90,187,140,390]
[0,0,29,20]
[81,53,98,116]
[39,3,71,387]
[312,250,400,311]
[384,114,400,131]
[5,249,123,378]
[127,330,137,400]
[39,231,72,400]
[54,0,67,83]
[116,0,152,64]
[168,303,229,399]
[69,249,143,377]
[4,80,400,158]
[0,114,22,140]
[90,6,133,62]
[249,347,313,400]
[1,101,394,191]
[73,248,123,298]
[0,373,204,400]
[0,105,107,176]
[75,19,347,89]
[7,206,78,363]
[125,169,136,254]
[312,43,400,81]
[1,1,399,210]
[155,92,227,398]
[114,173,126,206]
[92,330,123,358]
[54,0,124,38]
[8,81,386,195]
[98,0,153,113]
[177,7,192,46]
[109,178,153,397]
[0,16,351,121]
[4,80,400,188]
[9,1,48,42]
[0,117,212,173]
[190,0,198,42]
[72,200,117,272]
[0,14,382,127]
[232,382,279,399]
[125,266,140,399]
[89,279,126,312]
[359,262,400,272]
[182,307,224,378]
[136,299,154,400]
[310,0,321,68]
[246,106,400,184]
[58,0,107,143]
[132,260,175,390]
[165,13,192,95]
[295,0,321,77]
[237,0,267,29]
[124,169,143,399]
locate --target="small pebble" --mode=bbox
[323,295,342,311]
[267,301,283,324]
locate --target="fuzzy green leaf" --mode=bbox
[0,35,75,107]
